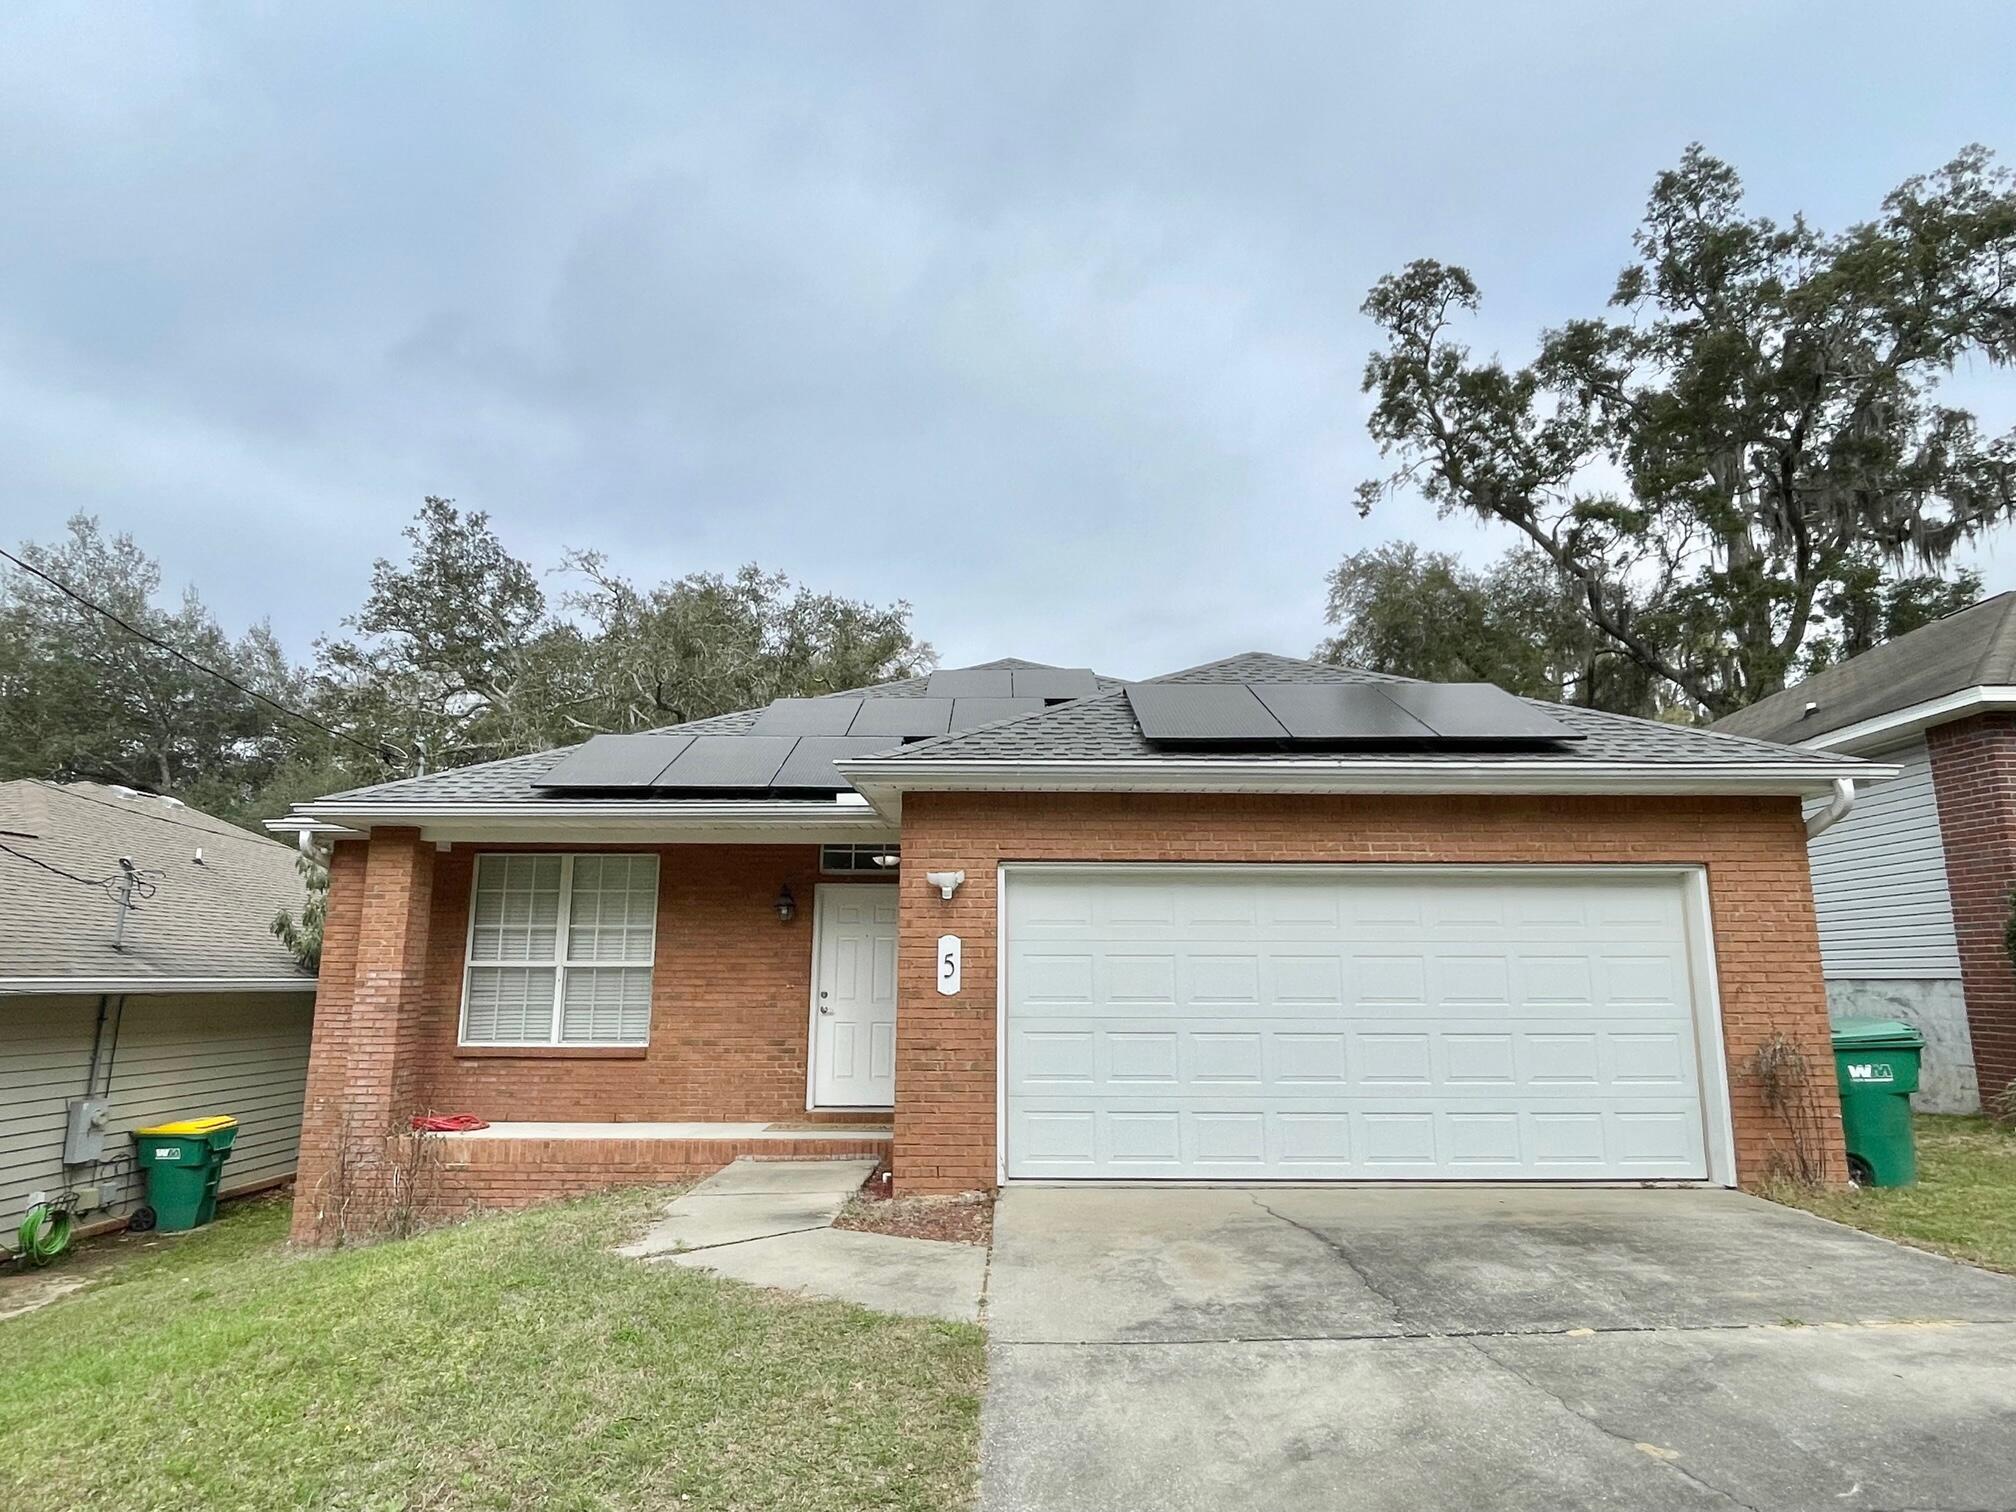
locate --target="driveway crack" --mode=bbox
[1464,1334,1764,1511]
[1246,1192,1412,1324]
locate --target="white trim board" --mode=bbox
[1796,686,2016,754]
[841,758,1891,820]
[0,977,315,996]
[992,862,1738,1189]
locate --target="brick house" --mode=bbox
[1715,593,2016,1115]
[274,653,1882,1242]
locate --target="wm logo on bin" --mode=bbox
[1846,1063,1895,1083]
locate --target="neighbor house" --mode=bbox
[273,653,1884,1242]
[1,781,317,1239]
[1713,593,2016,1114]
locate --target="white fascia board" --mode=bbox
[263,817,360,837]
[0,976,316,996]
[837,756,1895,817]
[838,755,1892,792]
[1797,686,2016,754]
[278,799,896,846]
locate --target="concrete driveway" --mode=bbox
[982,1187,2016,1512]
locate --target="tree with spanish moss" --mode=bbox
[1353,145,2013,718]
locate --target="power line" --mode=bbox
[0,839,122,894]
[0,545,396,767]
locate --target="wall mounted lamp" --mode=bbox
[773,884,797,923]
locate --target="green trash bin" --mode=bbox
[1831,1020,1922,1187]
[133,1116,238,1231]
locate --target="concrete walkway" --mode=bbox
[619,1158,986,1324]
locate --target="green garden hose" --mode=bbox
[15,1201,76,1267]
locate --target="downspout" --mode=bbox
[297,828,332,864]
[1804,778,1857,840]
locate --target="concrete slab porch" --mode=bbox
[424,1123,891,1216]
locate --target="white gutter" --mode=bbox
[281,798,879,823]
[269,797,897,845]
[0,976,316,996]
[837,756,1891,795]
[1803,778,1857,839]
[1797,686,2016,754]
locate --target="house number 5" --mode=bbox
[936,934,962,997]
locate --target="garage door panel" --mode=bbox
[1007,1099,1708,1180]
[1009,1020,1702,1102]
[1005,871,1716,1182]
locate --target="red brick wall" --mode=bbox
[891,791,1843,1194]
[290,837,367,1242]
[415,844,884,1122]
[290,837,886,1243]
[423,1132,890,1217]
[1928,715,2016,1103]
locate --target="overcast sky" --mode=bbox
[5,2,2015,679]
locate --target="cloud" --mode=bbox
[3,1,2012,678]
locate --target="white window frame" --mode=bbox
[820,842,901,875]
[457,852,660,1048]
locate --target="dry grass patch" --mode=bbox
[1772,1114,2016,1275]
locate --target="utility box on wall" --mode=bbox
[63,1097,111,1164]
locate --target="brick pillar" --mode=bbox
[288,829,436,1243]
[1927,715,2016,1105]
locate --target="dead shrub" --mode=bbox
[1740,1030,1833,1189]
[309,1108,453,1245]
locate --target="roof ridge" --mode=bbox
[858,686,1129,761]
[1966,593,2016,686]
[33,782,287,848]
[1153,649,1415,684]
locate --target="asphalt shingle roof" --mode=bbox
[0,781,313,985]
[310,659,1127,807]
[858,652,1858,771]
[1710,594,2016,746]
[297,653,1856,817]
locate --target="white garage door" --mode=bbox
[1003,869,1722,1182]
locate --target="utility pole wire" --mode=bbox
[0,544,397,767]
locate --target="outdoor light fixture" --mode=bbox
[924,870,965,901]
[773,885,796,923]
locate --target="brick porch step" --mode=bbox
[424,1122,891,1215]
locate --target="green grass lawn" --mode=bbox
[0,1192,983,1512]
[1777,1114,2016,1275]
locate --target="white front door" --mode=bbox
[811,885,898,1107]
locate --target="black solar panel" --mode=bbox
[1382,682,1583,742]
[950,697,1047,730]
[649,735,797,789]
[1010,668,1100,700]
[847,698,955,738]
[748,697,866,735]
[770,736,897,791]
[1126,680,1585,748]
[1125,684,1288,742]
[534,734,695,789]
[926,669,1015,697]
[1251,684,1436,742]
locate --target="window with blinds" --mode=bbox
[460,853,659,1046]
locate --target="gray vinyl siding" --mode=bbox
[1803,737,1961,978]
[1,991,313,1237]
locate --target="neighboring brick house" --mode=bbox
[274,653,1883,1241]
[1714,593,2016,1114]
